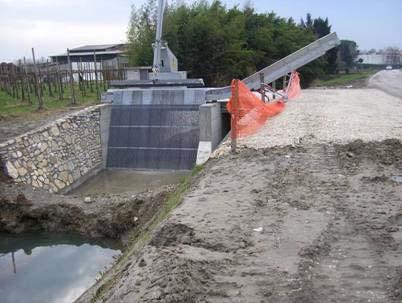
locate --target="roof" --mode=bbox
[51,50,125,58]
[69,44,126,52]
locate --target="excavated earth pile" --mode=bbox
[0,175,172,240]
[79,139,402,303]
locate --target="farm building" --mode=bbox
[50,44,129,69]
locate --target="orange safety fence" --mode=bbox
[227,71,301,139]
[285,71,301,100]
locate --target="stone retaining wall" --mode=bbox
[0,104,111,193]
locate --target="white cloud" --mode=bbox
[0,0,68,8]
[0,19,127,61]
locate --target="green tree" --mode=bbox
[301,14,338,74]
[338,40,359,72]
[128,1,333,87]
[127,0,156,66]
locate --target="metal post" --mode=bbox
[152,0,166,75]
[283,75,287,91]
[259,72,266,102]
[11,251,16,274]
[231,79,239,153]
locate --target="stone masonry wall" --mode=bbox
[0,105,109,193]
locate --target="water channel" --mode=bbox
[0,232,121,303]
[70,169,189,195]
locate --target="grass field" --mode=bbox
[0,84,102,117]
[312,69,378,87]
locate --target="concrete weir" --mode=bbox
[105,88,227,170]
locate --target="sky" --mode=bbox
[1,0,401,62]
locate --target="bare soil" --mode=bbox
[0,107,84,143]
[78,139,402,303]
[0,174,173,241]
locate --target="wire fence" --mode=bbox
[0,49,129,110]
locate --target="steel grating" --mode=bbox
[107,104,200,169]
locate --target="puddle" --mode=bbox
[70,169,189,195]
[391,175,402,183]
[0,232,121,303]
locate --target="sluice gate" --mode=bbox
[106,88,206,170]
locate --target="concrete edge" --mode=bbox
[59,163,104,195]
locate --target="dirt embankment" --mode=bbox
[0,175,173,240]
[77,139,402,303]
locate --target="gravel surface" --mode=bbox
[369,69,402,99]
[215,87,402,154]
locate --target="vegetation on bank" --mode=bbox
[312,69,378,87]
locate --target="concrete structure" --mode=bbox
[196,103,228,165]
[106,88,210,170]
[358,52,402,66]
[0,104,112,193]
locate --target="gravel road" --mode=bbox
[215,86,402,153]
[368,69,402,99]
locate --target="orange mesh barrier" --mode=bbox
[286,72,301,99]
[227,80,285,138]
[227,71,301,139]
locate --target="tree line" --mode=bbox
[128,0,359,87]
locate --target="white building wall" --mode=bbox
[358,54,386,65]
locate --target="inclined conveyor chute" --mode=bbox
[205,32,340,101]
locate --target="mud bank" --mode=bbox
[0,177,172,240]
[77,139,402,303]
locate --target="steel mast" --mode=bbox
[152,0,166,74]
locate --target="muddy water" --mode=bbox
[71,169,189,195]
[0,233,121,303]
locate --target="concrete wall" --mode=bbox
[196,102,225,165]
[0,104,112,193]
[106,87,204,170]
[358,54,385,65]
[111,88,207,105]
